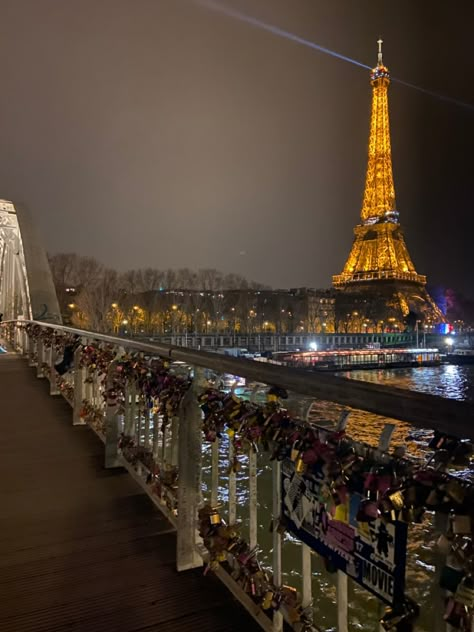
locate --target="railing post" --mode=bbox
[21,327,28,356]
[72,345,86,425]
[176,367,204,572]
[49,345,60,395]
[301,544,313,609]
[28,336,36,367]
[104,362,121,468]
[337,572,348,632]
[248,447,257,550]
[36,338,45,378]
[272,460,283,632]
[210,439,219,507]
[228,440,237,525]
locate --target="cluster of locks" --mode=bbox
[79,399,106,438]
[198,505,318,632]
[198,387,474,630]
[25,323,72,354]
[118,434,179,515]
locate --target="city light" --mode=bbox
[309,341,318,351]
[446,337,454,347]
[68,303,76,309]
[111,302,118,308]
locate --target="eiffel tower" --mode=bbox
[333,40,443,331]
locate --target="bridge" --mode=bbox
[1,199,474,632]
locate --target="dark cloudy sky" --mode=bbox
[1,0,473,294]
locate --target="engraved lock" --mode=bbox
[452,514,471,535]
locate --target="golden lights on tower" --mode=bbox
[333,40,426,287]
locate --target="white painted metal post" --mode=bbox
[144,406,151,449]
[124,382,134,436]
[36,338,44,378]
[72,346,86,425]
[28,337,36,366]
[22,327,28,356]
[48,344,60,395]
[211,438,219,507]
[152,412,160,461]
[248,447,258,549]
[337,572,348,632]
[272,460,283,632]
[169,414,179,466]
[176,367,203,572]
[104,362,121,468]
[301,544,313,608]
[228,440,237,525]
[130,385,137,438]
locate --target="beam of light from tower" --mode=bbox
[194,0,474,113]
[194,0,371,71]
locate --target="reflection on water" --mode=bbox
[202,366,474,631]
[339,364,474,402]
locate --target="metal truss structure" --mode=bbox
[0,199,61,323]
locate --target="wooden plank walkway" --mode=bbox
[0,355,261,632]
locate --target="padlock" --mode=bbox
[261,590,274,610]
[444,597,470,628]
[439,565,464,592]
[388,490,405,511]
[436,533,452,555]
[356,499,379,522]
[454,575,474,608]
[209,509,222,526]
[452,514,471,535]
[295,456,305,474]
[444,480,466,505]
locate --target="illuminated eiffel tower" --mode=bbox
[333,40,443,331]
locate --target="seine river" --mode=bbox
[202,365,474,632]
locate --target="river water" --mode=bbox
[202,365,474,631]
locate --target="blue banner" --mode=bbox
[281,459,407,605]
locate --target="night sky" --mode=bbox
[1,1,473,295]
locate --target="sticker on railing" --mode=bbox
[281,458,407,606]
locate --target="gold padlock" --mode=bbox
[295,456,305,474]
[388,490,405,511]
[209,509,222,526]
[261,590,274,610]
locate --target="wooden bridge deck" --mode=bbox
[0,354,260,632]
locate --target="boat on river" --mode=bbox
[445,349,474,365]
[269,348,441,371]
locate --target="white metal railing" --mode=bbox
[2,320,474,632]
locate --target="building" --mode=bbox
[332,41,444,333]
